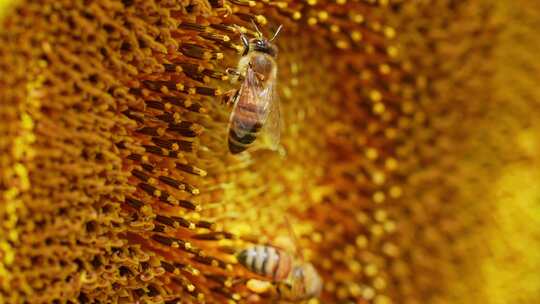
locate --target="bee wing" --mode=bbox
[261,78,281,150]
[228,67,264,140]
[283,216,303,261]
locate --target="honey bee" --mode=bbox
[236,222,323,301]
[237,245,293,281]
[226,22,283,154]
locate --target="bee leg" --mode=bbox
[226,68,241,75]
[232,24,250,55]
[240,33,250,55]
[226,68,243,84]
[222,89,239,107]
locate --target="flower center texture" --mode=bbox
[1,1,539,304]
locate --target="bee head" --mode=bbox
[289,263,323,299]
[250,38,278,58]
[240,23,282,57]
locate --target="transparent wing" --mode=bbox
[228,67,264,140]
[271,216,302,261]
[260,78,281,150]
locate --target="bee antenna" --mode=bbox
[270,25,283,41]
[251,19,263,38]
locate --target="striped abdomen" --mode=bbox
[228,102,264,154]
[237,245,292,281]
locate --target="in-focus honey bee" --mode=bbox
[226,22,283,154]
[236,223,323,301]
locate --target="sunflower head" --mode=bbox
[1,0,539,304]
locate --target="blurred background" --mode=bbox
[0,0,539,303]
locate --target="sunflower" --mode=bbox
[0,0,539,303]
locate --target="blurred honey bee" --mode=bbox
[237,246,323,302]
[226,22,283,154]
[236,221,323,301]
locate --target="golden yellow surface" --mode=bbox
[0,0,11,20]
[474,1,540,302]
[0,0,539,303]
